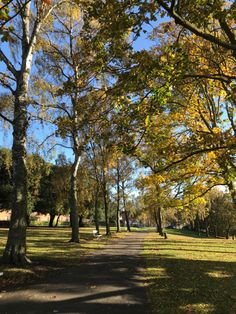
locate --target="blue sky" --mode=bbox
[0,10,162,163]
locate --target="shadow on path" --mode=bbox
[0,233,150,314]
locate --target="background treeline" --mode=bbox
[1,147,235,239]
[0,147,136,231]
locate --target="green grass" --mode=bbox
[144,230,236,314]
[0,226,121,289]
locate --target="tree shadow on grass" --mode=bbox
[145,238,236,314]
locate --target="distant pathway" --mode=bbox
[0,232,150,314]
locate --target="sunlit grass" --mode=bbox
[144,230,236,314]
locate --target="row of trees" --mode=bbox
[137,172,236,239]
[0,0,235,264]
[0,147,135,231]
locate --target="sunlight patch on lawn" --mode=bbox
[206,271,231,278]
[180,303,215,313]
[144,231,236,314]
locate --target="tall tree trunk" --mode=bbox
[49,213,55,227]
[214,225,218,238]
[3,83,29,265]
[55,214,61,227]
[69,152,81,242]
[94,185,100,234]
[228,181,236,209]
[153,209,159,233]
[205,223,210,238]
[79,215,83,227]
[103,187,110,236]
[190,221,194,231]
[102,169,110,236]
[196,213,200,236]
[116,160,121,232]
[122,180,131,232]
[157,207,163,236]
[226,225,231,239]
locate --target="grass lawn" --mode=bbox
[0,226,124,289]
[144,230,236,314]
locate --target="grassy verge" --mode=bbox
[144,230,236,314]
[0,226,124,289]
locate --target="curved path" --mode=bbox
[0,232,150,314]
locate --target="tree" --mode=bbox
[34,0,135,241]
[0,0,66,265]
[35,155,70,227]
[155,1,236,58]
[206,188,236,238]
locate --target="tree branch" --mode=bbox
[0,112,13,124]
[0,0,31,30]
[0,49,18,77]
[156,0,236,54]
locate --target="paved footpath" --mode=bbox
[0,232,151,314]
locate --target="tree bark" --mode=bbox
[226,225,231,239]
[49,213,55,227]
[122,180,131,232]
[79,215,83,227]
[227,181,236,209]
[196,213,200,236]
[69,152,81,242]
[103,186,110,236]
[55,214,61,227]
[94,185,100,234]
[157,207,163,236]
[153,209,159,233]
[205,219,210,237]
[116,160,121,232]
[102,166,110,236]
[3,96,29,265]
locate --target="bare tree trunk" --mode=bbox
[49,213,55,227]
[94,185,100,234]
[205,218,210,237]
[228,181,236,209]
[196,213,200,236]
[102,170,110,235]
[116,160,121,232]
[69,152,81,242]
[122,180,131,232]
[3,96,29,265]
[157,207,163,236]
[153,209,159,233]
[226,225,231,239]
[55,214,61,227]
[103,184,110,236]
[79,215,83,227]
[124,210,131,232]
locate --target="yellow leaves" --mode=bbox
[89,18,101,29]
[219,89,227,99]
[160,55,167,62]
[141,174,166,187]
[207,151,216,159]
[212,127,221,134]
[145,115,150,127]
[154,175,165,184]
